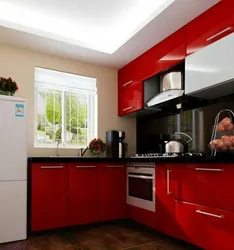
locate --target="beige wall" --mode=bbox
[0,44,136,157]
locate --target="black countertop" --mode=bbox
[28,155,234,164]
[28,157,126,163]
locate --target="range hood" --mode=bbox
[185,32,234,99]
[141,62,211,118]
[145,63,185,109]
[147,72,184,107]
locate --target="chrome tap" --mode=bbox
[78,147,88,157]
[56,140,65,156]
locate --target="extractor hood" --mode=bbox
[141,62,211,118]
[147,72,184,107]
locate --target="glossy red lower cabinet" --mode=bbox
[172,164,234,211]
[128,205,156,230]
[176,201,234,250]
[155,165,187,241]
[99,164,127,221]
[68,163,98,226]
[31,163,68,231]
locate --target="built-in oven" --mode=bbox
[127,163,155,212]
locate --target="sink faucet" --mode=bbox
[56,140,65,156]
[78,147,88,157]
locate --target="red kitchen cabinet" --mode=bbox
[128,205,156,230]
[176,201,234,250]
[118,81,143,116]
[155,165,187,241]
[141,27,186,80]
[99,164,127,221]
[31,163,68,231]
[68,163,99,226]
[172,164,234,212]
[186,1,234,55]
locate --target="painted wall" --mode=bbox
[0,44,136,156]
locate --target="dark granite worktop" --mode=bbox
[28,157,126,163]
[28,155,234,164]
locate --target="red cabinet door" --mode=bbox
[172,164,234,211]
[186,1,234,55]
[155,165,187,241]
[68,163,99,226]
[118,81,143,116]
[31,163,68,231]
[141,27,186,79]
[99,164,126,221]
[176,201,234,250]
[128,205,156,230]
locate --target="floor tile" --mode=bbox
[65,223,162,250]
[125,240,201,250]
[0,233,79,250]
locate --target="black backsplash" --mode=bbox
[137,95,234,154]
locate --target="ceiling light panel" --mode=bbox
[0,0,175,54]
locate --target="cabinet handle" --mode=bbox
[167,169,172,195]
[40,166,63,169]
[195,168,223,172]
[123,106,133,112]
[196,210,224,219]
[76,166,96,168]
[122,80,133,87]
[106,165,124,168]
[207,27,233,42]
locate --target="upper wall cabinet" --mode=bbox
[140,27,186,80]
[186,0,234,55]
[118,27,186,116]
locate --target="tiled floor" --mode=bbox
[0,221,201,250]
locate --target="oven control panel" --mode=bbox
[127,165,155,174]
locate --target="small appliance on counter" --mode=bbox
[106,130,128,158]
[165,132,193,154]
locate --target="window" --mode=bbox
[34,67,97,148]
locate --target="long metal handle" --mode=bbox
[123,106,133,112]
[174,132,193,143]
[195,168,224,172]
[40,166,63,169]
[207,27,233,42]
[76,166,96,168]
[122,80,133,87]
[196,210,224,219]
[106,165,124,168]
[167,170,172,195]
[128,174,154,180]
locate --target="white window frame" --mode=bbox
[34,67,97,149]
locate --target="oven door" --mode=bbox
[127,172,155,212]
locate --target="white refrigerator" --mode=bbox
[0,95,27,244]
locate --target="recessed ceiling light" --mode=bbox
[0,0,175,54]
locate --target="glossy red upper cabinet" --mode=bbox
[118,81,143,116]
[31,163,68,231]
[141,27,186,80]
[186,1,234,55]
[176,201,234,250]
[99,164,127,221]
[68,163,99,226]
[172,164,234,212]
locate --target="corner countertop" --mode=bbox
[27,156,126,163]
[27,155,234,164]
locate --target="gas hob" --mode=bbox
[131,153,203,158]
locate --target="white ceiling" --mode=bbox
[0,0,220,69]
